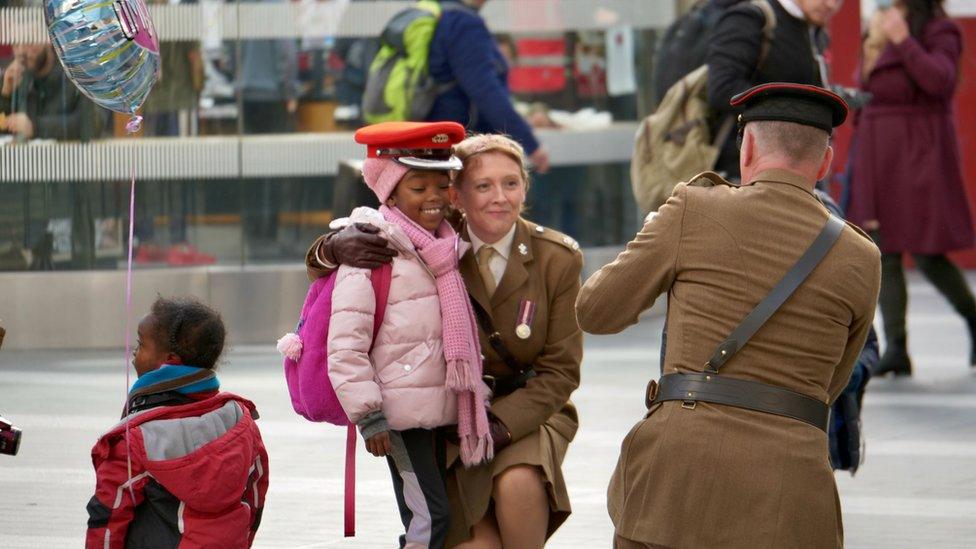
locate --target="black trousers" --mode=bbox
[385,428,449,549]
[879,252,976,343]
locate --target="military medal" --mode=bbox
[516,299,537,339]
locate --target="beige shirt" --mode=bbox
[467,223,517,288]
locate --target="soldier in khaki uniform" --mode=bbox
[577,83,881,549]
[307,133,582,548]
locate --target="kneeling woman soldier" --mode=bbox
[308,133,583,548]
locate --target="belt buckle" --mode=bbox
[682,390,697,410]
[645,379,659,409]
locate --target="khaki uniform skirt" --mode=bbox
[445,409,575,546]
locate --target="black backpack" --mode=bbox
[650,0,749,105]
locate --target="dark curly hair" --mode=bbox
[149,296,226,369]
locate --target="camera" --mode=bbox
[0,414,21,456]
[830,85,873,110]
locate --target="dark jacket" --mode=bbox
[706,0,826,178]
[0,61,101,141]
[426,0,539,154]
[847,17,973,254]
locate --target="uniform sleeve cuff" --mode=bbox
[313,235,338,270]
[357,411,389,439]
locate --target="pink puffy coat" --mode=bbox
[328,208,458,432]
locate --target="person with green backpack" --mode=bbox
[362,0,550,174]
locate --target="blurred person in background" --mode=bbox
[232,0,301,245]
[707,0,842,180]
[847,0,976,377]
[0,40,104,270]
[0,41,102,141]
[333,0,382,127]
[426,0,551,174]
[135,0,213,265]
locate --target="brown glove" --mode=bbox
[442,418,511,454]
[489,415,513,454]
[328,222,397,269]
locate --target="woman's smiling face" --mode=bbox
[390,169,452,232]
[452,151,527,244]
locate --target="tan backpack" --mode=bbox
[630,0,776,214]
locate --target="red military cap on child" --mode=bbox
[730,83,849,134]
[355,121,466,203]
[355,121,466,170]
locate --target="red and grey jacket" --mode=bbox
[85,392,269,548]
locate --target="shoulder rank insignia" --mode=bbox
[688,171,733,188]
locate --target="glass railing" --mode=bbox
[0,0,671,271]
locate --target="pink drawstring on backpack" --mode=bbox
[278,263,392,537]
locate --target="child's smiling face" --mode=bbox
[132,314,181,377]
[389,170,451,232]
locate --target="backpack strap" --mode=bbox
[369,263,393,340]
[344,423,356,537]
[705,214,845,372]
[344,261,393,538]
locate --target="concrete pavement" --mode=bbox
[2,273,975,548]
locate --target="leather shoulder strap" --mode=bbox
[470,297,529,374]
[706,215,845,372]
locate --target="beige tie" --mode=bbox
[476,245,497,296]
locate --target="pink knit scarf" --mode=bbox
[381,205,493,465]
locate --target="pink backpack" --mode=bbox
[276,263,392,537]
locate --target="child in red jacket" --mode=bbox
[85,297,269,548]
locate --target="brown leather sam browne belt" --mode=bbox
[647,373,830,432]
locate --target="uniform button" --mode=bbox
[404,365,412,371]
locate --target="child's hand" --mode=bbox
[365,431,392,457]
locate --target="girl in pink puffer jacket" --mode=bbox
[327,121,491,549]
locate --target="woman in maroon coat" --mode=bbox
[849,0,976,376]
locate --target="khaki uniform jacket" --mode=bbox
[462,217,582,442]
[576,169,881,549]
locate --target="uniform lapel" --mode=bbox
[491,218,532,308]
[459,219,492,314]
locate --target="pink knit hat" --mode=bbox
[355,121,466,203]
[361,158,411,204]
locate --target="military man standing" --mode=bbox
[576,83,880,549]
